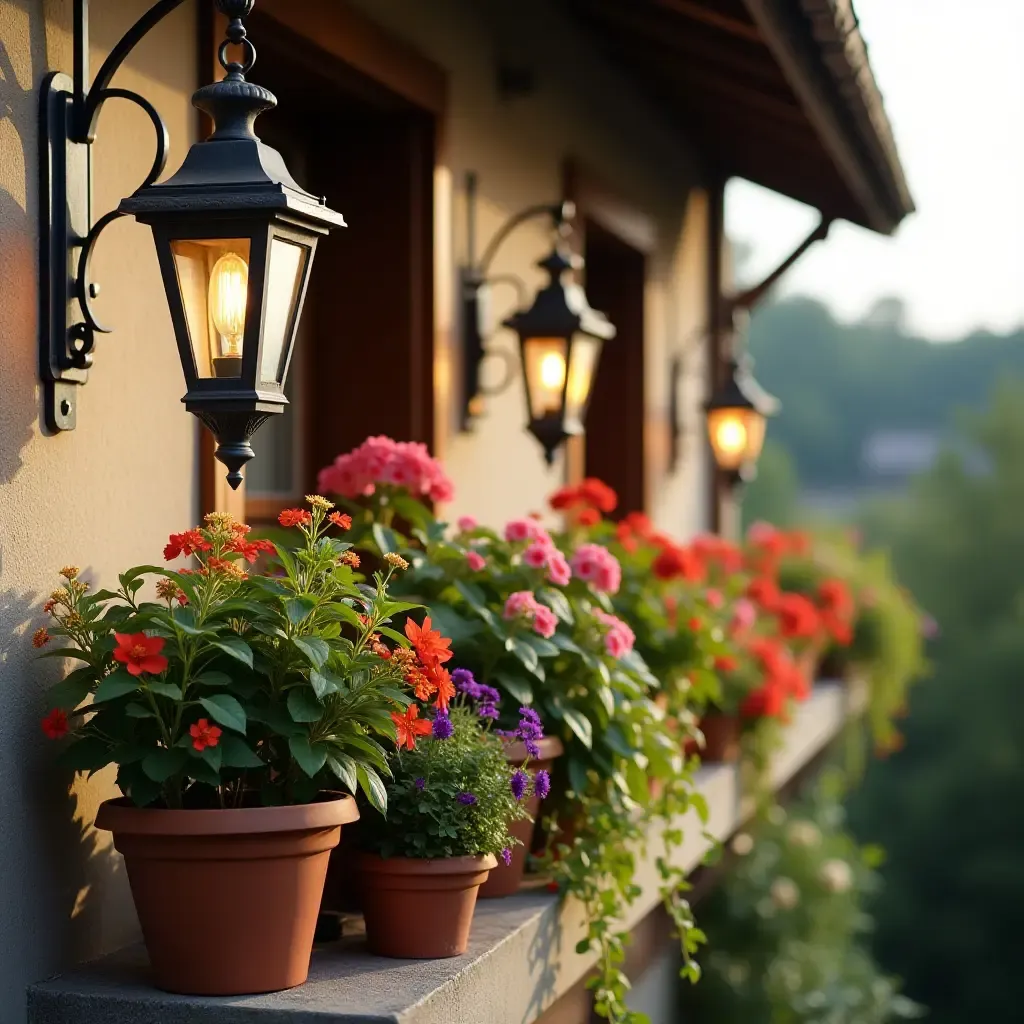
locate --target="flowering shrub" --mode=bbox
[359,686,534,861]
[317,435,454,505]
[682,773,923,1023]
[37,498,422,811]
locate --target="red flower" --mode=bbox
[164,529,212,561]
[328,512,352,530]
[391,704,431,751]
[426,662,456,711]
[579,478,618,513]
[278,508,313,528]
[741,679,786,719]
[687,616,702,632]
[549,484,582,511]
[776,593,821,640]
[576,508,600,527]
[113,632,168,677]
[652,545,704,583]
[746,576,781,612]
[32,627,50,648]
[189,718,222,752]
[41,708,68,740]
[714,654,739,674]
[228,537,276,564]
[404,616,453,665]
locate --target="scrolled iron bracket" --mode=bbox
[39,0,194,431]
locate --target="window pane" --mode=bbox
[170,238,251,378]
[261,237,309,385]
[522,336,567,421]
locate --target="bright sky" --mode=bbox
[727,0,1024,342]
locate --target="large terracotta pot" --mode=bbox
[698,713,741,763]
[480,735,563,898]
[96,793,358,995]
[358,853,496,958]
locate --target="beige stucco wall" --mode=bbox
[0,0,198,1015]
[344,0,712,535]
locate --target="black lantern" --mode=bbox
[503,242,615,464]
[704,356,779,484]
[118,4,345,487]
[459,172,615,464]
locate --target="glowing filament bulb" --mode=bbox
[540,351,566,392]
[209,252,248,357]
[715,416,748,456]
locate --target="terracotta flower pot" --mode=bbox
[96,793,358,995]
[480,735,563,898]
[358,853,497,958]
[698,713,741,763]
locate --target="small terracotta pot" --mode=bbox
[96,794,358,995]
[358,853,496,958]
[698,713,741,763]
[480,735,563,898]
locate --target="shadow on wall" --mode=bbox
[0,34,45,483]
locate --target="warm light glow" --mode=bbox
[209,252,248,357]
[707,406,766,472]
[540,351,567,391]
[714,416,748,456]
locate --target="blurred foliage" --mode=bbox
[748,297,1024,488]
[845,377,1024,1022]
[743,440,801,531]
[681,770,922,1023]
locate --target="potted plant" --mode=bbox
[36,498,421,995]
[356,638,536,957]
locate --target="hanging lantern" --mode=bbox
[118,5,345,487]
[705,356,779,484]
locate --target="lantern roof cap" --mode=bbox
[705,357,779,416]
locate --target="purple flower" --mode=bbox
[414,777,426,791]
[478,702,499,720]
[479,685,501,705]
[457,791,477,806]
[432,711,454,740]
[500,847,512,867]
[534,769,551,800]
[510,769,529,801]
[452,668,480,698]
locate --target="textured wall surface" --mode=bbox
[344,0,712,533]
[0,1,198,1017]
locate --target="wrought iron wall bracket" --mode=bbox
[39,0,186,432]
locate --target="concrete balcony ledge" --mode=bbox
[28,682,862,1024]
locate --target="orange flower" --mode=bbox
[278,508,313,528]
[426,662,456,711]
[164,529,212,561]
[404,616,453,665]
[41,708,68,739]
[328,512,352,530]
[189,718,222,752]
[32,627,50,648]
[406,666,437,703]
[113,633,168,677]
[391,704,431,751]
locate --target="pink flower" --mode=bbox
[466,550,486,572]
[731,598,758,632]
[746,520,778,545]
[533,605,558,639]
[547,552,572,586]
[457,515,478,532]
[594,609,635,659]
[571,544,621,595]
[706,588,724,609]
[504,591,539,621]
[504,520,533,543]
[317,435,455,504]
[523,543,550,569]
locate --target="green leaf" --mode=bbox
[170,607,208,636]
[58,736,111,773]
[273,544,299,581]
[125,702,155,719]
[357,764,388,814]
[200,742,223,772]
[494,671,534,705]
[561,707,594,749]
[372,522,400,555]
[47,666,96,710]
[540,587,574,624]
[375,625,410,647]
[420,604,482,644]
[189,757,221,787]
[198,693,247,734]
[327,753,358,794]
[142,747,188,783]
[147,681,183,701]
[212,637,253,669]
[567,756,590,797]
[93,670,139,704]
[520,633,560,659]
[310,668,341,699]
[219,734,265,768]
[285,596,318,625]
[289,735,328,778]
[509,637,541,675]
[292,636,329,670]
[35,647,92,663]
[287,687,324,723]
[195,670,233,688]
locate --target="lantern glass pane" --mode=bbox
[261,237,310,386]
[707,406,765,471]
[523,336,568,421]
[564,333,601,432]
[170,238,251,378]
